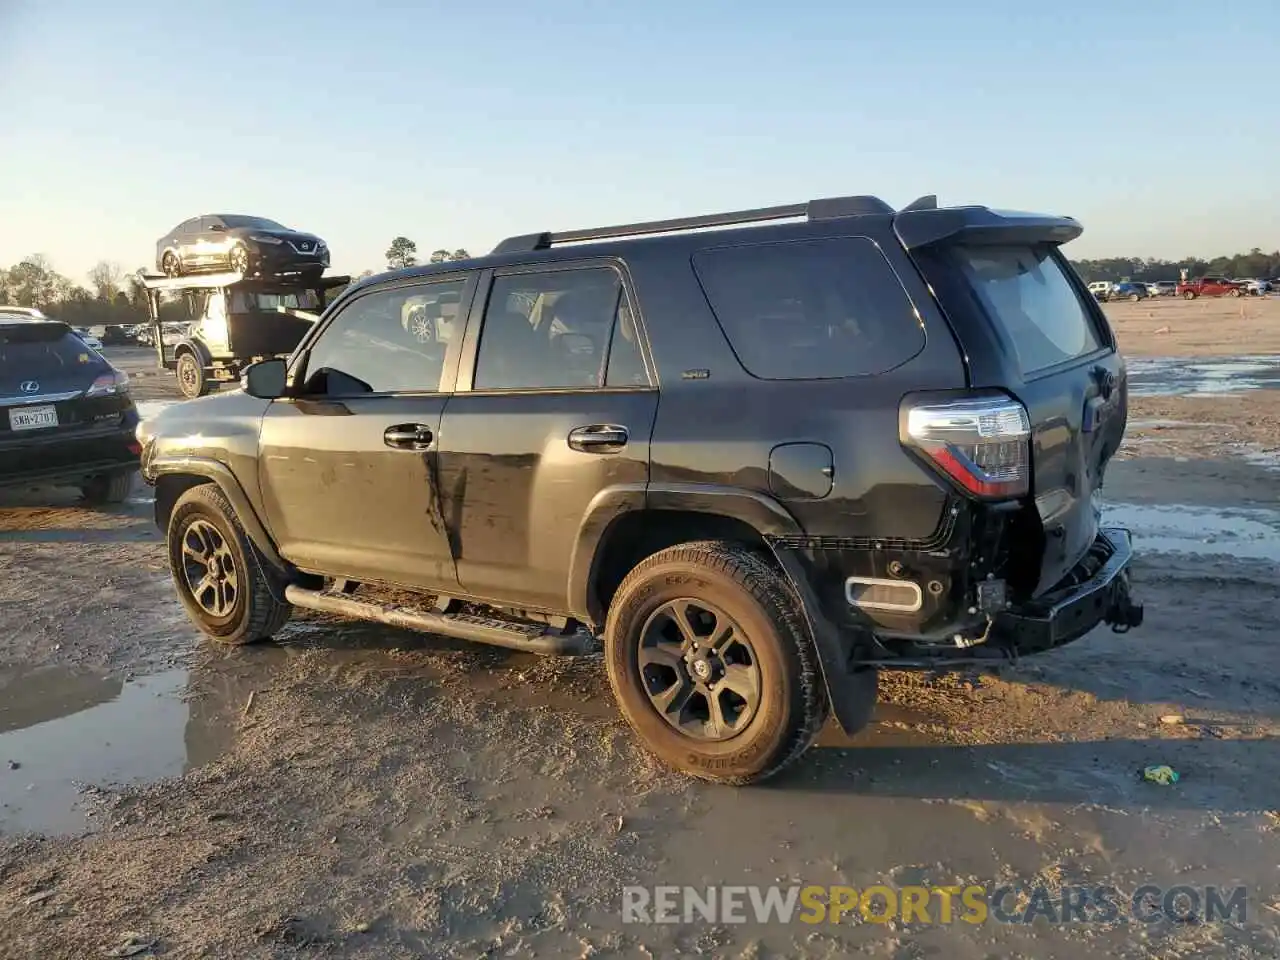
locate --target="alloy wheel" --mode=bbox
[637,598,762,742]
[180,518,239,619]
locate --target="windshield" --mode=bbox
[220,215,287,230]
[955,244,1104,374]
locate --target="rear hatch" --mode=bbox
[898,209,1127,595]
[0,320,129,442]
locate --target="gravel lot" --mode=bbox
[2,298,1279,958]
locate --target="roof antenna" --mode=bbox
[900,195,938,212]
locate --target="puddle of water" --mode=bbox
[0,663,249,836]
[1103,501,1280,563]
[1125,355,1280,398]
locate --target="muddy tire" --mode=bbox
[81,470,135,505]
[604,540,829,785]
[167,484,291,645]
[176,350,209,399]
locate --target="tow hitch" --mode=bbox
[1104,571,1144,633]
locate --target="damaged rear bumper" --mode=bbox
[994,527,1143,653]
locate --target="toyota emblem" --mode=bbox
[20,381,39,393]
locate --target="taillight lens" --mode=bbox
[86,368,130,397]
[903,395,1031,499]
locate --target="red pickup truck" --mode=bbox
[1176,276,1245,299]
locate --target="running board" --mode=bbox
[283,586,598,656]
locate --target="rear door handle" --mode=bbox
[384,423,434,450]
[568,424,629,453]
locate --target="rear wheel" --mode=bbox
[1229,287,1243,298]
[161,252,182,277]
[81,470,135,505]
[1183,290,1197,300]
[1128,293,1140,302]
[176,351,209,399]
[167,484,291,644]
[604,541,830,784]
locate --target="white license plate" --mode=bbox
[8,404,58,431]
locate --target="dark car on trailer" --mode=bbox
[0,312,140,501]
[137,193,1144,784]
[155,214,330,279]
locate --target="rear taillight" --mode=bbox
[86,368,130,397]
[903,395,1031,500]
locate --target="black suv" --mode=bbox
[1,315,140,500]
[137,194,1143,784]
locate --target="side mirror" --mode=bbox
[243,358,288,399]
[209,223,226,232]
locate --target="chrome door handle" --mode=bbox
[384,423,433,450]
[568,424,629,453]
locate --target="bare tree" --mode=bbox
[87,261,123,301]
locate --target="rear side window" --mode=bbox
[956,245,1103,374]
[0,325,101,379]
[692,237,925,380]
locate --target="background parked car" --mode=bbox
[155,214,330,279]
[1177,276,1244,299]
[1243,278,1271,296]
[1109,282,1149,301]
[1146,280,1177,297]
[1087,281,1113,300]
[73,327,104,351]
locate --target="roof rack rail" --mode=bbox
[491,193,905,255]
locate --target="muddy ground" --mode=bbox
[2,301,1279,958]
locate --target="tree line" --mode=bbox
[0,237,472,328]
[1069,248,1280,284]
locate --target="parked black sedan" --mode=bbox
[0,316,140,502]
[155,214,330,279]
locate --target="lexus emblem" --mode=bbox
[20,381,39,393]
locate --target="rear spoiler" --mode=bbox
[0,319,71,339]
[894,206,1083,251]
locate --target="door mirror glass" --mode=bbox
[209,223,225,232]
[243,358,287,399]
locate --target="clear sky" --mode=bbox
[1,0,1276,284]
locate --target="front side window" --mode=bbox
[473,267,647,390]
[692,237,926,380]
[301,280,466,395]
[955,244,1103,374]
[220,215,287,230]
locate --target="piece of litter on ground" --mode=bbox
[242,690,256,719]
[7,760,19,770]
[103,933,157,957]
[22,890,55,906]
[1160,715,1185,725]
[1142,765,1180,785]
[1182,686,1211,699]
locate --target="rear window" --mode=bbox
[0,324,101,377]
[692,237,926,380]
[955,245,1103,374]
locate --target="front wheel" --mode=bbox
[1129,293,1140,302]
[1229,287,1243,298]
[229,243,251,275]
[604,541,831,784]
[176,351,210,399]
[1183,290,1197,300]
[167,484,292,645]
[161,252,182,277]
